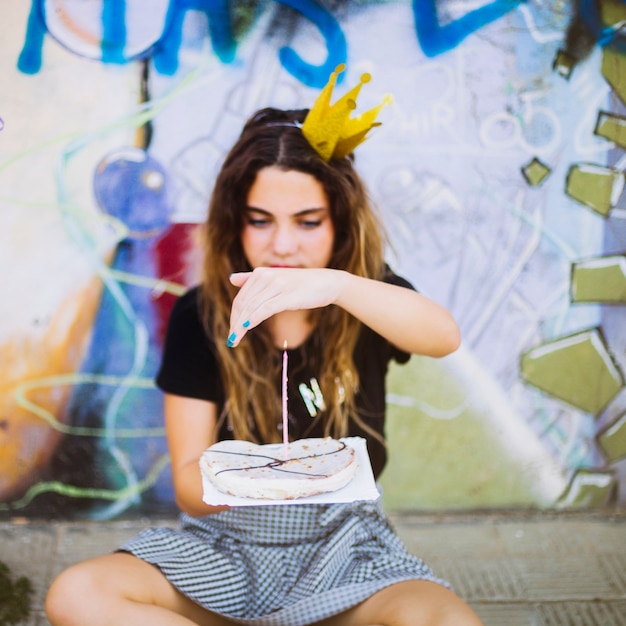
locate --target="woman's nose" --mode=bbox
[271,225,297,255]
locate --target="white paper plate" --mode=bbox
[201,436,380,506]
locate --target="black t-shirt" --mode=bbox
[156,271,414,479]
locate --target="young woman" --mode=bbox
[45,105,483,626]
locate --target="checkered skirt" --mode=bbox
[120,500,450,625]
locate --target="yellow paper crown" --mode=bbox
[302,64,392,161]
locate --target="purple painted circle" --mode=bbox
[94,147,171,233]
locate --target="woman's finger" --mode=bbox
[226,268,339,347]
[229,272,252,287]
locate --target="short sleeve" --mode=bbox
[155,288,225,404]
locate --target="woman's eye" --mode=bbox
[246,217,271,228]
[299,219,322,229]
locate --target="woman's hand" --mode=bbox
[227,267,343,346]
[165,394,230,516]
[227,267,461,357]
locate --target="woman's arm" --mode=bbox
[164,393,229,517]
[228,267,460,357]
[332,271,460,357]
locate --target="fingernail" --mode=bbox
[227,332,236,347]
[242,320,251,328]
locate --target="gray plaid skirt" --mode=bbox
[120,500,450,625]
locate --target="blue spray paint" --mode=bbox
[102,0,128,64]
[17,0,132,71]
[413,0,525,58]
[16,0,626,79]
[276,0,346,88]
[17,1,45,74]
[154,0,236,74]
[16,0,236,75]
[152,0,345,84]
[15,0,342,86]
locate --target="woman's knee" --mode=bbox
[46,553,143,623]
[321,580,483,626]
[392,582,483,626]
[46,561,101,625]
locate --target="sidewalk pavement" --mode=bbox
[1,509,625,625]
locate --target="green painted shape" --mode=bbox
[598,412,626,463]
[522,157,551,187]
[556,469,615,508]
[571,256,626,303]
[565,164,624,217]
[380,356,560,511]
[600,0,626,26]
[520,329,623,415]
[595,111,626,149]
[602,45,626,107]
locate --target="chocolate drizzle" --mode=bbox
[209,441,349,478]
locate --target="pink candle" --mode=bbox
[282,341,289,459]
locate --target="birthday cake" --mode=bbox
[200,437,358,500]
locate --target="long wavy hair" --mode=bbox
[201,107,386,444]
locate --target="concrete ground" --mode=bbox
[1,510,625,626]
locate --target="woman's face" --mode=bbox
[241,166,335,270]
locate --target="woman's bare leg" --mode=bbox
[314,580,484,626]
[45,552,235,626]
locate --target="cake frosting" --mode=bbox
[200,437,358,500]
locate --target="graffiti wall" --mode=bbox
[0,0,624,519]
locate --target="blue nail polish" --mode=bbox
[227,332,236,347]
[242,320,251,328]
